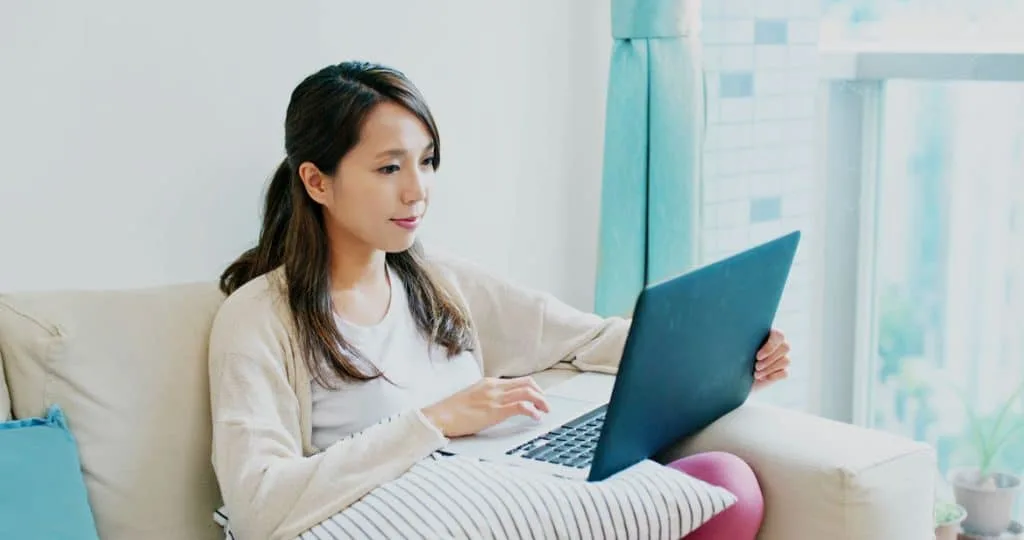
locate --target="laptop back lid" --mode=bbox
[587,231,800,481]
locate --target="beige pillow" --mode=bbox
[0,284,226,540]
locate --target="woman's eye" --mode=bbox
[378,164,400,175]
[422,156,437,168]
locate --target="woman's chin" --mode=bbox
[379,234,418,253]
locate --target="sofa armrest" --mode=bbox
[659,401,937,540]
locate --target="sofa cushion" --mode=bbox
[0,404,99,540]
[0,284,227,540]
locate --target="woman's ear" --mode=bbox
[298,162,332,206]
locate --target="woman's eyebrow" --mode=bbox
[373,143,435,159]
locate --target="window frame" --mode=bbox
[816,47,1024,426]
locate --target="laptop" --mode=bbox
[443,230,801,482]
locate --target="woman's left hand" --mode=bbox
[753,328,791,391]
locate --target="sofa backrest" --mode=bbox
[0,283,227,540]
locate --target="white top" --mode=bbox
[311,266,483,450]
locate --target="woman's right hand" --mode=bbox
[421,376,550,438]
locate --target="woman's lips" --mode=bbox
[391,216,421,230]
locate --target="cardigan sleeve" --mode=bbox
[207,284,448,540]
[430,254,631,378]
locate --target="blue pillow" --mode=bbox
[0,404,99,540]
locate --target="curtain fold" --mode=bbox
[594,0,705,316]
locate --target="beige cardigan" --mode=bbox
[207,253,631,540]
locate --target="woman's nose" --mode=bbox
[402,169,428,204]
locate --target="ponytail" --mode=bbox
[219,159,294,295]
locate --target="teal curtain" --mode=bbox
[594,0,705,316]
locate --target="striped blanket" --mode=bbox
[215,453,736,540]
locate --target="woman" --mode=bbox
[209,61,791,540]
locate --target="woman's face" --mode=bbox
[301,101,436,254]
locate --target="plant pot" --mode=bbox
[952,467,1023,536]
[934,502,967,540]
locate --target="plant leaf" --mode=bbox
[952,382,992,465]
[990,381,1024,445]
[984,381,1024,470]
[989,418,1024,466]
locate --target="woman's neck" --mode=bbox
[329,244,388,291]
[327,236,392,327]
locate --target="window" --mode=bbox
[820,0,1024,524]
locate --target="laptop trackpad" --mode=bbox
[546,372,615,402]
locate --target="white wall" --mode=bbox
[0,0,612,310]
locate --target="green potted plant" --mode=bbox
[934,500,967,540]
[951,381,1024,536]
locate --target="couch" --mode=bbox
[0,281,938,540]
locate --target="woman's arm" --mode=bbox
[431,254,631,378]
[208,295,448,540]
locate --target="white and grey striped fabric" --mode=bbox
[215,453,736,540]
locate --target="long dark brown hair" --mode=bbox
[219,61,474,388]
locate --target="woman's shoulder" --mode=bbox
[423,247,550,311]
[216,267,288,319]
[420,247,542,326]
[209,267,293,360]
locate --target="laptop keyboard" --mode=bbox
[506,405,608,469]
